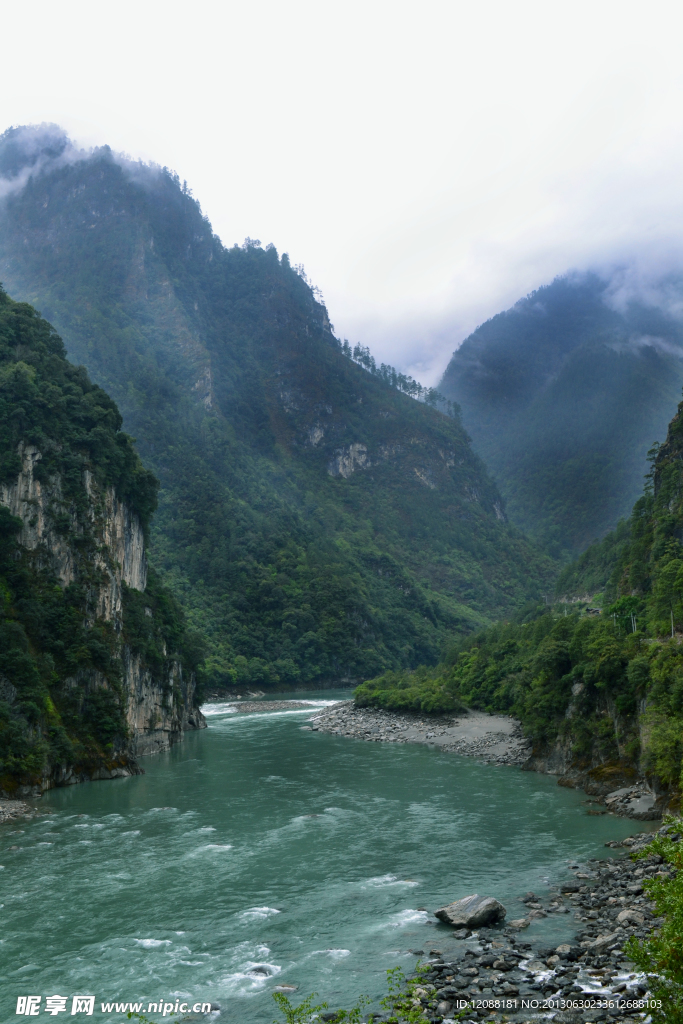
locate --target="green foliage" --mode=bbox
[0,497,127,788]
[355,666,467,714]
[440,274,683,557]
[0,128,554,689]
[555,518,631,600]
[0,286,157,530]
[347,342,457,416]
[0,286,197,788]
[379,965,436,1023]
[625,818,683,1024]
[272,990,371,1024]
[356,394,683,790]
[270,966,430,1024]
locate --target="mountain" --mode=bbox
[356,394,683,805]
[439,274,683,557]
[0,125,553,690]
[0,287,204,797]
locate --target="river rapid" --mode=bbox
[1,692,640,1022]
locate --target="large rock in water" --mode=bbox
[435,894,506,928]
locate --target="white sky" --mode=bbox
[2,0,683,384]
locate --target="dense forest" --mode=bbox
[0,288,199,789]
[0,125,554,691]
[356,395,683,795]
[439,275,683,558]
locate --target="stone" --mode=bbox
[435,894,506,928]
[617,909,644,926]
[508,918,530,929]
[589,932,619,951]
[605,787,633,804]
[436,1001,452,1015]
[556,944,572,954]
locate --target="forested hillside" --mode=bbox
[439,275,683,557]
[0,288,201,792]
[356,393,683,798]
[0,125,553,690]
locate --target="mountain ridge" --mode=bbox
[0,125,554,689]
[439,273,683,557]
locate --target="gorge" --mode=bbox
[0,121,680,1023]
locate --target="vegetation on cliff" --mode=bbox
[357,394,683,796]
[0,126,553,689]
[0,288,200,792]
[439,274,683,558]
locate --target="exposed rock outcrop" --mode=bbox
[0,443,147,617]
[0,442,205,794]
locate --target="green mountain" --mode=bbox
[439,274,683,558]
[357,396,683,802]
[0,287,203,795]
[0,125,553,690]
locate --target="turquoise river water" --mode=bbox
[1,692,644,1022]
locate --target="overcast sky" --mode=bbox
[2,0,683,383]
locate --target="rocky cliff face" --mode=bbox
[0,443,205,793]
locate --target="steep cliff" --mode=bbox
[0,288,205,797]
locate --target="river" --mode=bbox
[1,692,641,1022]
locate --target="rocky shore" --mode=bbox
[305,702,532,765]
[361,826,665,1024]
[301,703,670,1023]
[228,700,316,713]
[0,798,39,824]
[305,704,660,819]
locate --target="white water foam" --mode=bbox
[201,702,239,717]
[188,843,234,856]
[217,945,282,995]
[134,938,172,948]
[389,909,429,927]
[238,907,281,922]
[363,874,419,888]
[310,949,351,959]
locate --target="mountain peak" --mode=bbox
[0,123,71,181]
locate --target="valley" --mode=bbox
[0,122,681,1023]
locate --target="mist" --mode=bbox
[2,1,683,385]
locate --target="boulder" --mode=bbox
[435,894,506,928]
[588,932,619,951]
[617,909,644,926]
[508,918,530,929]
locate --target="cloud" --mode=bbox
[0,124,77,200]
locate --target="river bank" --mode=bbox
[0,798,40,824]
[389,823,665,1024]
[305,702,531,766]
[306,703,659,820]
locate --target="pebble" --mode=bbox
[307,703,532,766]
